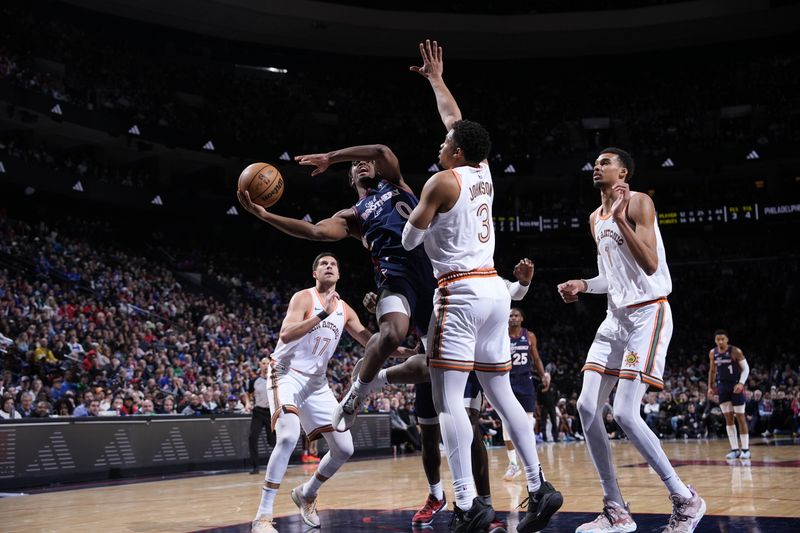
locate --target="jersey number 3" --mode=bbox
[477,203,491,243]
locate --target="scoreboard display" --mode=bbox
[657,204,758,225]
[494,202,798,233]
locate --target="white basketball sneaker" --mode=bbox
[663,486,706,533]
[290,485,320,528]
[333,358,364,432]
[503,463,522,481]
[575,498,637,533]
[251,516,278,533]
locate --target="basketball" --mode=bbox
[238,162,284,208]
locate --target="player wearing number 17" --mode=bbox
[557,149,705,533]
[250,253,388,533]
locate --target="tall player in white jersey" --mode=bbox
[252,253,379,533]
[558,148,706,533]
[401,82,562,532]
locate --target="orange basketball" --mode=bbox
[238,162,284,208]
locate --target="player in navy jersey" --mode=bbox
[502,308,548,481]
[238,42,462,437]
[707,329,750,459]
[238,145,436,427]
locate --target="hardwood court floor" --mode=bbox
[2,439,798,532]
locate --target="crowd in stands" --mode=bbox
[1,213,798,447]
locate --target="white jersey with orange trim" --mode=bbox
[424,163,495,279]
[271,288,347,376]
[593,191,672,309]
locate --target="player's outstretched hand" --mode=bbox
[513,258,534,285]
[294,153,331,176]
[557,280,585,303]
[410,39,443,80]
[363,292,378,314]
[237,190,268,218]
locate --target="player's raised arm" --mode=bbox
[238,190,357,241]
[295,145,408,191]
[610,183,659,275]
[278,289,339,343]
[411,39,462,131]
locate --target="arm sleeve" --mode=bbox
[584,255,609,294]
[504,279,530,300]
[401,222,427,250]
[738,359,750,384]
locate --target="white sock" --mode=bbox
[256,487,277,519]
[507,448,518,466]
[726,425,739,450]
[741,432,749,450]
[429,481,444,500]
[352,376,371,395]
[663,473,692,499]
[302,473,324,498]
[524,464,542,493]
[453,476,477,510]
[374,369,389,389]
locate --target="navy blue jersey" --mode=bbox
[713,346,740,384]
[352,180,436,334]
[510,328,535,396]
[352,181,433,285]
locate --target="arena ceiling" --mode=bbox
[62,0,798,58]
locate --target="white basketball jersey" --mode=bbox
[424,163,495,278]
[271,288,346,375]
[593,192,672,309]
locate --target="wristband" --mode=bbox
[316,310,330,321]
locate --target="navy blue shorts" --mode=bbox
[378,270,435,337]
[414,381,437,421]
[717,382,745,406]
[515,393,536,412]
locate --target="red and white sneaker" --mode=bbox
[575,498,636,532]
[411,493,447,526]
